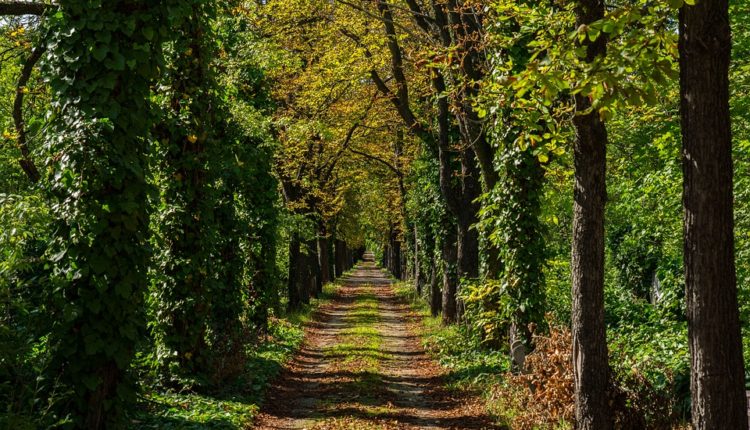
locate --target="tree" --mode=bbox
[151,1,226,380]
[569,0,612,427]
[679,0,748,427]
[42,1,167,426]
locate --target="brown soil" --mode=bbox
[253,254,500,430]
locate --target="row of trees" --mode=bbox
[0,1,290,427]
[256,0,749,428]
[0,0,748,429]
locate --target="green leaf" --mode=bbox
[92,45,108,61]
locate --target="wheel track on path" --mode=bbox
[253,254,498,430]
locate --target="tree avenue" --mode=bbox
[0,1,748,429]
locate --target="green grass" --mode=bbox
[326,288,386,395]
[130,283,339,429]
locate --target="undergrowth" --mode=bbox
[395,282,692,430]
[129,284,338,429]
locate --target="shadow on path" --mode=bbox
[253,252,499,430]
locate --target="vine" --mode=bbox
[42,1,167,426]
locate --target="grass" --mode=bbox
[130,283,339,429]
[326,288,386,386]
[321,285,392,416]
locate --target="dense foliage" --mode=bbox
[0,0,748,428]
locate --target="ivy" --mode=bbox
[149,2,280,386]
[41,1,168,427]
[472,145,547,346]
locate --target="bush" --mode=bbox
[490,325,689,429]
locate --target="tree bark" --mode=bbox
[441,223,459,323]
[0,1,48,16]
[287,234,302,311]
[429,260,442,317]
[456,147,481,280]
[390,227,403,280]
[335,239,347,277]
[13,45,44,183]
[679,1,748,428]
[317,232,331,286]
[571,0,611,427]
[413,223,421,292]
[571,95,611,430]
[307,239,322,298]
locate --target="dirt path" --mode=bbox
[254,254,498,430]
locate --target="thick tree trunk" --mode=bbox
[392,237,402,280]
[335,239,347,277]
[679,2,748,428]
[317,226,331,286]
[300,262,311,305]
[328,239,336,282]
[457,220,479,280]
[307,239,322,298]
[571,91,611,430]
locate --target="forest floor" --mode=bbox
[253,256,499,430]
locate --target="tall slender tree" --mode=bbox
[679,0,748,428]
[570,0,612,427]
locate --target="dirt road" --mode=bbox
[253,254,498,430]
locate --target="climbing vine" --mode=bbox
[42,0,167,426]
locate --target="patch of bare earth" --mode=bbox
[253,255,499,430]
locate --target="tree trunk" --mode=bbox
[317,236,330,286]
[392,235,402,280]
[570,1,611,427]
[335,239,347,277]
[441,224,459,324]
[571,95,611,429]
[571,91,611,429]
[414,224,422,292]
[307,239,322,297]
[317,227,331,286]
[429,260,442,317]
[300,266,311,305]
[457,219,479,280]
[328,238,335,282]
[679,2,748,428]
[287,234,302,311]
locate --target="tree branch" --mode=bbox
[403,0,435,34]
[0,1,50,16]
[348,146,401,178]
[12,44,44,183]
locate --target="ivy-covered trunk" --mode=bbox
[679,1,748,427]
[43,1,166,426]
[151,1,224,380]
[497,146,547,366]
